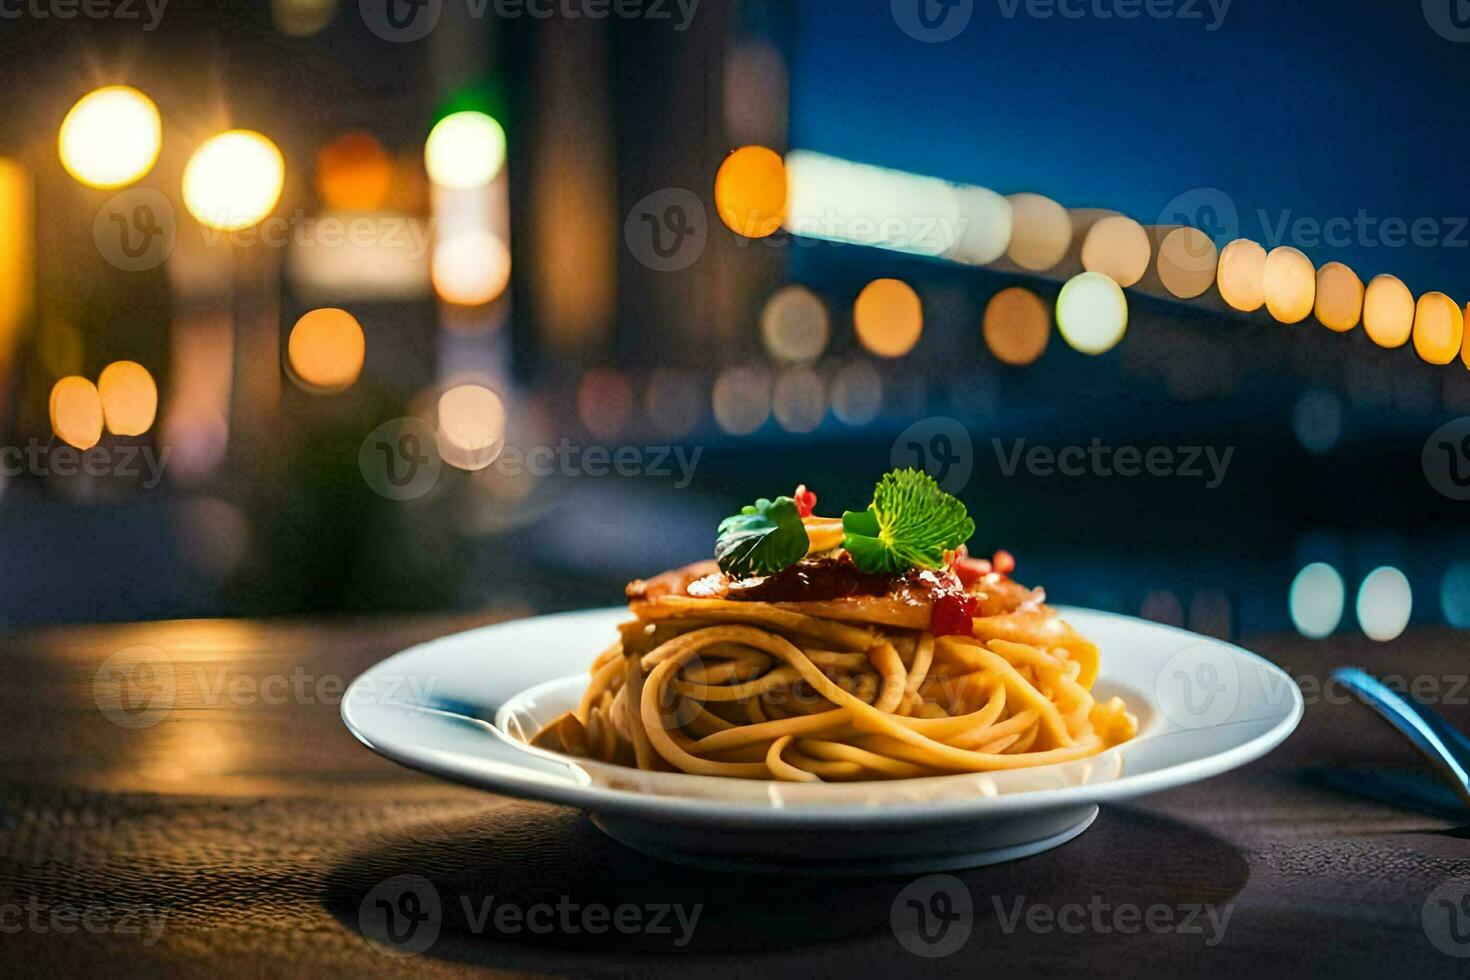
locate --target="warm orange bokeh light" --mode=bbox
[97,360,158,435]
[49,376,104,450]
[1080,215,1151,287]
[1156,227,1217,299]
[287,308,366,392]
[1262,246,1315,324]
[1363,274,1414,349]
[1412,292,1463,365]
[432,232,511,306]
[1314,262,1363,332]
[983,287,1050,366]
[714,146,786,238]
[1216,239,1266,312]
[854,278,922,358]
[315,131,391,211]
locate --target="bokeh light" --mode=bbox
[1411,291,1463,365]
[1362,274,1414,349]
[1440,561,1470,628]
[772,366,827,433]
[1081,215,1151,287]
[1216,239,1266,312]
[286,308,366,392]
[712,365,772,435]
[432,232,511,306]
[183,130,285,231]
[1056,271,1127,355]
[1005,193,1071,271]
[271,0,337,36]
[831,360,882,426]
[315,131,391,211]
[983,287,1050,366]
[424,111,506,189]
[437,383,506,471]
[643,370,702,437]
[760,285,829,362]
[853,278,922,358]
[1314,261,1363,332]
[97,361,158,435]
[576,367,634,439]
[1292,389,1341,455]
[1356,566,1412,642]
[714,145,786,238]
[1289,563,1345,638]
[1262,246,1315,324]
[58,86,161,189]
[49,376,104,450]
[946,186,1012,266]
[177,497,251,579]
[1156,227,1217,299]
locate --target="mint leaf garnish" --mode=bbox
[715,496,810,578]
[841,469,975,574]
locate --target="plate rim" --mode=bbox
[341,605,1304,826]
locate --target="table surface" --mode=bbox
[1,611,1468,977]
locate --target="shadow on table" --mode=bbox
[320,800,1249,970]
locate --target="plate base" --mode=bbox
[591,805,1099,876]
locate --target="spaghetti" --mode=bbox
[531,556,1137,782]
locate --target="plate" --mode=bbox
[341,607,1302,875]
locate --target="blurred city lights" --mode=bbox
[0,159,31,354]
[176,497,251,579]
[1314,261,1363,332]
[271,0,337,36]
[58,86,161,189]
[1056,271,1127,355]
[983,287,1050,366]
[946,186,1012,266]
[772,366,827,433]
[1290,562,1345,638]
[1411,291,1463,365]
[831,360,882,426]
[643,370,702,437]
[49,376,104,450]
[1440,561,1470,628]
[853,278,922,358]
[1081,215,1151,287]
[1362,274,1414,348]
[1156,227,1217,299]
[1005,193,1071,271]
[1356,566,1412,641]
[97,361,158,435]
[286,308,366,392]
[182,130,285,231]
[760,285,829,363]
[1262,246,1315,324]
[1216,239,1266,312]
[576,367,634,439]
[714,145,786,238]
[437,383,506,471]
[712,365,772,435]
[1291,389,1341,454]
[315,131,391,211]
[783,150,960,257]
[432,232,511,306]
[424,111,506,189]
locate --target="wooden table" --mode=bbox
[1,613,1468,977]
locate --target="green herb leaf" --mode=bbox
[841,469,975,574]
[715,496,810,578]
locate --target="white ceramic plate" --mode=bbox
[342,607,1302,875]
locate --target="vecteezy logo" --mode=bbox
[93,188,176,272]
[1424,0,1470,42]
[359,0,442,42]
[1423,418,1470,501]
[359,874,442,957]
[890,874,973,958]
[891,417,974,493]
[359,417,442,500]
[1155,643,1241,729]
[1157,187,1239,272]
[1422,877,1470,957]
[623,188,707,272]
[93,646,176,729]
[891,0,973,43]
